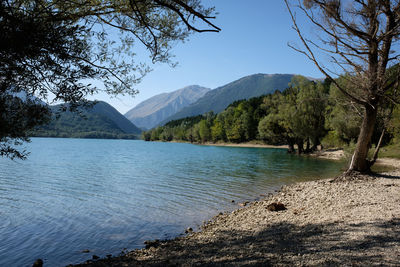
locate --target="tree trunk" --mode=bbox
[305,139,310,153]
[297,139,304,155]
[287,138,295,153]
[369,128,385,167]
[311,137,319,151]
[348,105,378,173]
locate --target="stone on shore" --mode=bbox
[72,164,400,267]
[266,202,286,211]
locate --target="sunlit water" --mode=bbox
[0,138,344,266]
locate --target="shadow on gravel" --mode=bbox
[74,217,400,266]
[374,172,400,179]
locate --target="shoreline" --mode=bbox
[309,148,346,161]
[169,140,289,149]
[74,155,400,266]
[201,141,289,150]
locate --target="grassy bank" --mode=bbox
[380,144,400,159]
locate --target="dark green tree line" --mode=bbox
[143,75,400,155]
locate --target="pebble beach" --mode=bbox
[74,157,400,266]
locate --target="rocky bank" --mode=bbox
[73,159,400,266]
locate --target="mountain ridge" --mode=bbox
[32,101,141,139]
[159,73,295,126]
[124,85,210,129]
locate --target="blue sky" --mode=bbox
[95,1,324,114]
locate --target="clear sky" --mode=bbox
[94,0,325,114]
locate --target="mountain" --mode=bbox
[32,101,141,139]
[89,101,141,134]
[124,85,210,130]
[160,74,294,125]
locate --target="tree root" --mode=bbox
[333,169,376,182]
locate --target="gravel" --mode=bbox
[73,160,400,267]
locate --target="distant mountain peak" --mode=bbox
[124,85,210,130]
[160,73,295,126]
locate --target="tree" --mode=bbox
[325,76,364,145]
[258,113,290,147]
[387,105,400,142]
[198,119,211,142]
[0,95,50,159]
[285,0,400,173]
[211,119,225,142]
[142,131,151,141]
[1,0,219,159]
[224,106,244,143]
[280,85,306,154]
[293,78,327,151]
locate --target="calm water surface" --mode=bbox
[0,138,344,266]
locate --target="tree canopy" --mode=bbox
[285,0,400,173]
[143,75,399,160]
[0,0,219,159]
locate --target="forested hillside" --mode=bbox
[160,74,294,125]
[32,101,141,139]
[143,76,400,154]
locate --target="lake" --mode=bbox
[0,138,344,266]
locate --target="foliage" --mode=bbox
[144,76,328,152]
[325,77,363,144]
[144,74,399,159]
[320,131,346,149]
[387,105,400,143]
[379,142,400,159]
[162,74,294,124]
[31,102,140,140]
[1,0,219,159]
[285,0,400,172]
[0,95,50,159]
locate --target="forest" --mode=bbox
[31,109,139,140]
[142,75,400,155]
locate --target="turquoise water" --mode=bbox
[0,138,344,266]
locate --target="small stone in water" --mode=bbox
[239,201,249,207]
[32,259,43,267]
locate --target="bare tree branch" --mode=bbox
[285,0,367,105]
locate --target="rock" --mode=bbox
[82,249,90,253]
[32,259,43,267]
[144,239,160,249]
[266,202,287,211]
[92,255,99,260]
[185,227,193,233]
[239,201,249,207]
